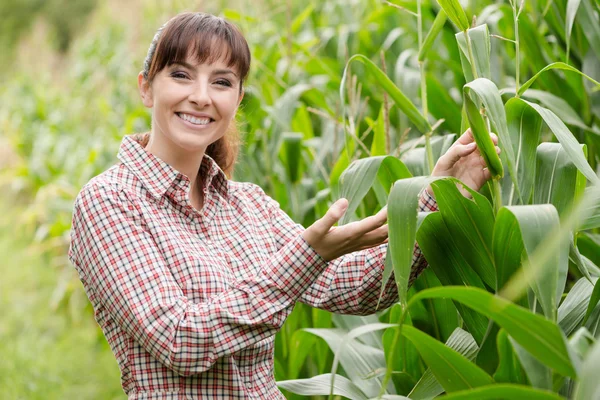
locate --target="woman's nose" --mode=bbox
[188,82,212,107]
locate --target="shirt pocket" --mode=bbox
[168,245,232,304]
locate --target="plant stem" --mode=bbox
[513,1,521,96]
[464,29,479,80]
[379,305,408,397]
[417,0,434,173]
[492,178,502,214]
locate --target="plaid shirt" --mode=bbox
[67,133,438,399]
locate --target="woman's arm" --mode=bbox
[258,185,437,315]
[68,182,328,377]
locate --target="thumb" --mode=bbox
[314,198,348,234]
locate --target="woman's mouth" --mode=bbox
[175,112,214,126]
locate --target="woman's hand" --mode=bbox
[302,199,388,261]
[428,128,500,197]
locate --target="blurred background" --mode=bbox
[2,0,599,398]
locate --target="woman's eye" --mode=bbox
[171,72,188,79]
[215,79,232,87]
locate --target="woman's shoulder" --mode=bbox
[74,163,136,209]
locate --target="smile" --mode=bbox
[175,112,214,126]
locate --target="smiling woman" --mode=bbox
[66,10,493,400]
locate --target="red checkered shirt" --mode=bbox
[67,133,438,399]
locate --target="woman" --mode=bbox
[68,11,498,400]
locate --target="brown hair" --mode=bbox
[141,12,251,178]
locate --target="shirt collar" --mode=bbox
[117,133,229,201]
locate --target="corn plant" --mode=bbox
[3,0,600,398]
[277,0,600,398]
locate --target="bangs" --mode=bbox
[146,13,250,85]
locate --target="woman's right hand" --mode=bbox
[301,199,389,261]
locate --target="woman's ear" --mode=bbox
[138,71,153,108]
[237,88,245,108]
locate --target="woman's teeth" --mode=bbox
[177,112,211,125]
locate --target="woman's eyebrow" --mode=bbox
[170,62,238,78]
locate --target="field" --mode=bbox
[1,0,600,398]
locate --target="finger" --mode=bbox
[439,142,477,168]
[490,132,499,145]
[313,198,348,235]
[483,167,491,181]
[457,128,475,145]
[359,223,389,244]
[349,207,388,237]
[495,145,501,154]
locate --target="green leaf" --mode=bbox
[388,176,442,306]
[277,373,368,400]
[409,287,578,378]
[534,143,587,216]
[521,100,600,185]
[579,186,600,230]
[566,0,583,61]
[279,132,304,184]
[465,78,522,200]
[369,106,387,156]
[338,155,412,225]
[430,179,496,288]
[510,339,553,390]
[464,90,503,178]
[518,62,600,97]
[583,278,600,325]
[456,25,491,82]
[436,384,565,399]
[419,10,448,61]
[495,205,568,322]
[504,97,543,206]
[409,327,479,399]
[341,55,431,134]
[436,0,470,31]
[402,325,494,392]
[559,277,599,336]
[573,337,600,399]
[304,328,390,397]
[416,211,490,344]
[493,329,528,385]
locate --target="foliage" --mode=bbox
[2,0,600,398]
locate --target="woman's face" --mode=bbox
[138,51,243,153]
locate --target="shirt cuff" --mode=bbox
[419,189,439,212]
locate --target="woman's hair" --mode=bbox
[140,12,251,178]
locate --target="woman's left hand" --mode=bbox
[428,128,500,197]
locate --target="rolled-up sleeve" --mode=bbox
[255,185,439,315]
[68,182,328,377]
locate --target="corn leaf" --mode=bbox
[521,100,600,185]
[338,155,412,225]
[409,286,578,378]
[342,55,431,134]
[465,78,522,200]
[558,277,599,336]
[438,384,565,399]
[416,211,490,344]
[277,373,368,400]
[436,0,470,31]
[504,97,543,206]
[518,62,600,97]
[409,327,479,399]
[430,179,496,289]
[573,337,600,399]
[495,205,568,322]
[456,25,491,82]
[402,325,494,392]
[418,9,448,61]
[388,176,443,306]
